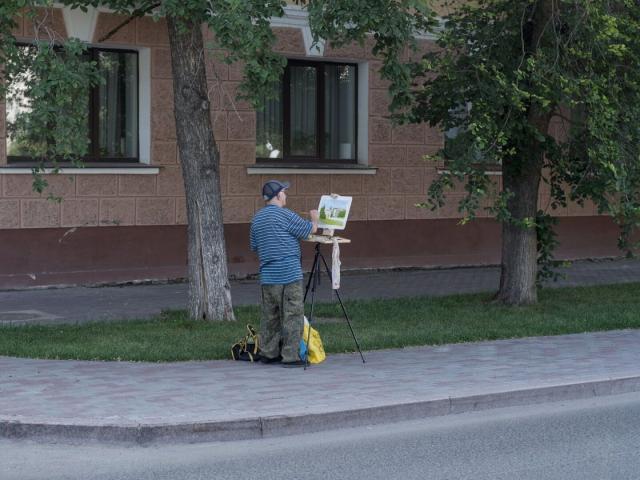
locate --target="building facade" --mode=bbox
[0,5,621,288]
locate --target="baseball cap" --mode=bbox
[262,180,290,200]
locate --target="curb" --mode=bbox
[3,375,640,445]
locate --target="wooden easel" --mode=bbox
[305,232,351,245]
[302,234,365,367]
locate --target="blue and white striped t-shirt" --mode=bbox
[250,205,313,285]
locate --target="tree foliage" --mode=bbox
[409,0,640,288]
[1,4,102,192]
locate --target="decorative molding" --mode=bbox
[270,6,325,57]
[61,5,98,42]
[269,7,442,56]
[302,27,325,57]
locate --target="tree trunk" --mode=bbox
[495,158,542,305]
[495,0,553,305]
[167,17,235,321]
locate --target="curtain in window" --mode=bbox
[99,51,138,159]
[256,88,283,159]
[324,65,356,160]
[289,66,317,157]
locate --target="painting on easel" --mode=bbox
[317,195,352,230]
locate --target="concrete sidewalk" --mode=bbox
[2,257,640,325]
[2,329,640,444]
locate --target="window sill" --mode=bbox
[437,168,502,176]
[0,164,159,175]
[247,164,377,175]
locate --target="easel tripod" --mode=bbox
[303,242,366,367]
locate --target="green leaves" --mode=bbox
[196,0,287,109]
[6,39,100,166]
[306,0,436,114]
[410,0,640,273]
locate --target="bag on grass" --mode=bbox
[300,316,326,364]
[231,324,261,362]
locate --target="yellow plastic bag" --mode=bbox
[302,316,326,364]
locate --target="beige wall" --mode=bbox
[1,10,186,230]
[0,8,596,232]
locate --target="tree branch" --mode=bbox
[97,2,160,43]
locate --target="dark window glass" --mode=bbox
[7,46,139,163]
[98,51,138,159]
[443,102,496,165]
[324,64,356,160]
[6,45,40,158]
[256,61,358,164]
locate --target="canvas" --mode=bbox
[317,195,352,230]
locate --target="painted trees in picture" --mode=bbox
[317,195,352,230]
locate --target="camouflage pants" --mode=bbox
[260,281,304,363]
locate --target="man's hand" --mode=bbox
[309,209,319,234]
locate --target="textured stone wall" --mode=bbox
[0,10,186,230]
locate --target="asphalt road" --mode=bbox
[3,391,640,480]
[3,258,640,325]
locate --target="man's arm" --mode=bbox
[309,209,319,234]
[286,210,316,239]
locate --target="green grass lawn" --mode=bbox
[1,282,640,362]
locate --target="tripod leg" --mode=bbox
[318,251,366,364]
[304,252,320,370]
[304,246,320,303]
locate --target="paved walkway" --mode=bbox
[2,258,640,443]
[1,258,640,325]
[2,330,640,443]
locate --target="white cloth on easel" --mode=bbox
[331,238,341,290]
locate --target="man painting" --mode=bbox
[250,180,319,367]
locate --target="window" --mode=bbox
[256,60,358,164]
[443,102,472,161]
[6,46,139,163]
[443,102,497,166]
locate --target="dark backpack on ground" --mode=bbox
[231,324,261,362]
